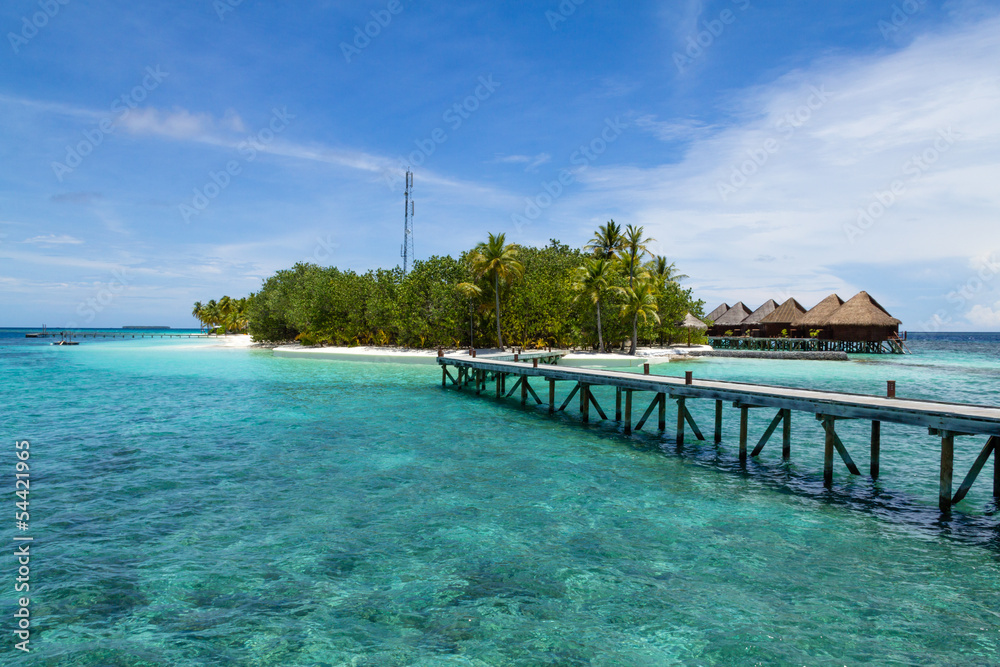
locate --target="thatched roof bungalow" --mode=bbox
[758,298,807,337]
[709,302,752,335]
[825,292,901,342]
[794,294,844,338]
[741,299,778,334]
[706,303,730,323]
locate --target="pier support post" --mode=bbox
[714,400,723,444]
[940,431,954,513]
[739,406,749,462]
[995,437,1000,498]
[581,384,590,424]
[823,416,835,488]
[782,409,791,460]
[442,366,448,388]
[871,421,881,481]
[521,376,528,406]
[496,374,502,398]
[615,388,622,422]
[658,393,666,432]
[676,398,685,446]
[624,390,633,435]
[549,379,556,414]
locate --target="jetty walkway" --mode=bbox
[26,331,207,339]
[438,350,1000,512]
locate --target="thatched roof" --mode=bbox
[679,312,708,330]
[706,303,730,322]
[826,291,901,326]
[714,302,752,325]
[743,299,779,324]
[795,294,844,327]
[760,298,807,324]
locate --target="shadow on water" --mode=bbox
[438,386,1000,556]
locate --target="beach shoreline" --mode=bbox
[270,343,714,366]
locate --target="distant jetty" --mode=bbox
[123,326,170,330]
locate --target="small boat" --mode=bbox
[51,340,79,346]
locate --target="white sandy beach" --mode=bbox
[270,344,713,366]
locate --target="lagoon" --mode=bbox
[2,330,999,665]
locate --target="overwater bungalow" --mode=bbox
[709,302,752,335]
[793,294,844,338]
[825,291,901,342]
[758,298,807,337]
[741,299,779,336]
[706,303,730,323]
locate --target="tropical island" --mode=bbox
[194,222,706,354]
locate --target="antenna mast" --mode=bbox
[401,170,414,274]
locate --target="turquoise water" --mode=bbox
[2,331,1000,665]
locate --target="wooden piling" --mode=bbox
[521,376,528,405]
[615,388,622,421]
[581,384,590,423]
[940,431,954,512]
[739,406,749,462]
[442,366,447,387]
[685,371,693,385]
[676,398,686,446]
[658,393,666,431]
[871,421,881,480]
[714,400,723,444]
[782,409,791,460]
[995,437,1000,498]
[824,416,835,488]
[624,390,633,435]
[549,379,556,414]
[496,374,502,398]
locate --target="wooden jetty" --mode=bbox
[26,331,207,339]
[438,352,1000,512]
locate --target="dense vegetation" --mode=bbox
[201,224,706,352]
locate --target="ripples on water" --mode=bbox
[1,330,999,665]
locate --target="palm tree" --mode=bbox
[585,220,624,259]
[621,224,654,289]
[456,282,483,348]
[573,258,613,353]
[192,301,204,331]
[469,232,524,349]
[619,225,655,352]
[205,299,219,333]
[646,255,688,290]
[614,277,660,355]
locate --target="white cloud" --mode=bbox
[551,14,1000,318]
[966,302,1000,327]
[118,107,227,141]
[22,234,84,245]
[493,153,552,172]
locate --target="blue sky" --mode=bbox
[2,0,999,330]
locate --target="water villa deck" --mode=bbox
[438,351,1000,512]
